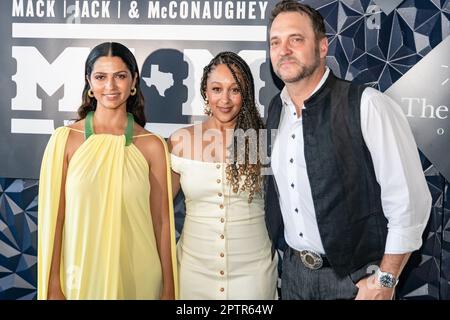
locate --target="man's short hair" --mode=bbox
[269,0,326,40]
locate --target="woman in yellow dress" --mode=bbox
[37,42,178,300]
[169,52,278,299]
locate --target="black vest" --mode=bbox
[265,73,388,277]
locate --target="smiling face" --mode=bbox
[269,11,327,84]
[88,56,136,110]
[205,63,243,125]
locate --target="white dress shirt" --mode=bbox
[271,68,432,255]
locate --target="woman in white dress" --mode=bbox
[169,51,278,299]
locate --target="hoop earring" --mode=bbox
[130,87,137,96]
[88,89,95,98]
[204,98,212,116]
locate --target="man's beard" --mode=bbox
[276,46,321,84]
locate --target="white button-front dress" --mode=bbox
[171,154,278,300]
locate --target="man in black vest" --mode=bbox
[265,0,432,300]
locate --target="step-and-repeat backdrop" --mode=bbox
[0,0,449,299]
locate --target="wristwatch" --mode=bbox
[375,269,399,288]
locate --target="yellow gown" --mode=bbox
[37,123,178,299]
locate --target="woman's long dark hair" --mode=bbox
[201,51,265,203]
[77,42,146,127]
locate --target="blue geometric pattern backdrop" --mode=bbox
[0,0,449,299]
[0,179,38,300]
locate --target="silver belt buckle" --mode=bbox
[300,250,323,270]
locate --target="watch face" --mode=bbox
[379,274,395,288]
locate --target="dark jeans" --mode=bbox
[281,247,368,300]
